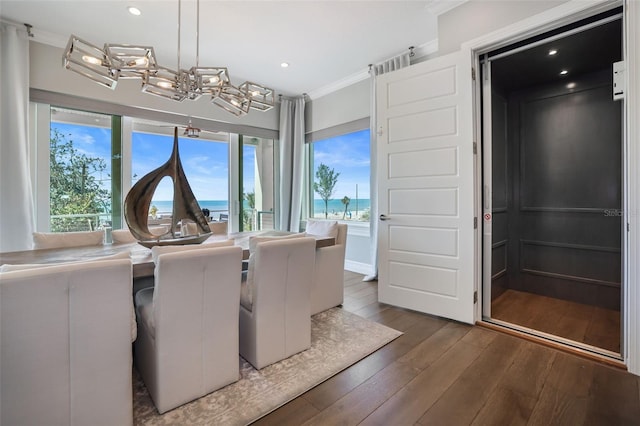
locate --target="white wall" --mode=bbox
[29,41,279,131]
[305,79,369,133]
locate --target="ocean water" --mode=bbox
[151,199,371,215]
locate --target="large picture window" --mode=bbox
[38,102,278,235]
[310,128,370,222]
[241,136,275,231]
[49,107,114,232]
[131,122,230,222]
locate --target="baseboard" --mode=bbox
[345,260,373,275]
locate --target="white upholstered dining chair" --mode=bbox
[239,236,316,369]
[0,258,134,426]
[305,220,348,315]
[32,229,105,249]
[111,228,138,244]
[134,244,243,414]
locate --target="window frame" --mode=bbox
[305,117,371,225]
[31,98,278,234]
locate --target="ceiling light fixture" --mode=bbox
[560,69,569,75]
[128,6,141,16]
[280,62,290,68]
[63,0,274,117]
[548,49,558,55]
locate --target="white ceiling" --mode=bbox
[0,1,464,98]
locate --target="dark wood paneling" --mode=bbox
[491,241,507,278]
[491,91,509,301]
[519,83,622,210]
[520,240,621,284]
[499,69,622,309]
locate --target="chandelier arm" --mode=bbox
[177,0,181,70]
[196,0,200,68]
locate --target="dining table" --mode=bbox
[0,231,335,279]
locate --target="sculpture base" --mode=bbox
[137,233,212,248]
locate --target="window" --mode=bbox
[241,136,275,231]
[131,121,230,223]
[36,102,278,236]
[49,107,116,232]
[309,128,370,222]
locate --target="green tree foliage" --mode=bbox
[243,191,255,231]
[49,129,110,231]
[313,163,339,219]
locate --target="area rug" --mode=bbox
[133,307,402,425]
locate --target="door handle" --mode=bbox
[379,214,390,221]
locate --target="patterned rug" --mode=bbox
[133,307,402,425]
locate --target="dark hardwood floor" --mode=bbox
[492,289,621,354]
[254,271,640,426]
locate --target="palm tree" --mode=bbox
[341,196,350,219]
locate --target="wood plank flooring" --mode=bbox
[254,271,640,426]
[491,289,621,354]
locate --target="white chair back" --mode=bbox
[111,228,137,244]
[0,259,133,426]
[239,236,316,369]
[134,245,243,414]
[33,230,105,249]
[309,223,348,315]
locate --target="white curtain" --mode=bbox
[364,52,411,281]
[0,23,34,252]
[277,96,305,232]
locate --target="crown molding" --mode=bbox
[306,69,370,100]
[307,38,439,101]
[424,0,469,16]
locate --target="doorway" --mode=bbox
[481,10,623,357]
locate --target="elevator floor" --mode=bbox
[491,289,620,354]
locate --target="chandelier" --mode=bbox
[62,0,274,117]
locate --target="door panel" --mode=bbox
[377,50,475,324]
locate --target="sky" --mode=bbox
[50,122,370,202]
[312,129,371,200]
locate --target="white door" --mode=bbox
[377,50,476,324]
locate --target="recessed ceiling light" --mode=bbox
[567,82,576,89]
[560,69,568,75]
[548,49,558,56]
[128,6,141,16]
[280,62,289,68]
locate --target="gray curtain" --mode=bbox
[277,97,305,232]
[364,52,411,281]
[0,23,34,252]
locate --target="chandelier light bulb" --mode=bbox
[128,57,148,66]
[82,55,102,65]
